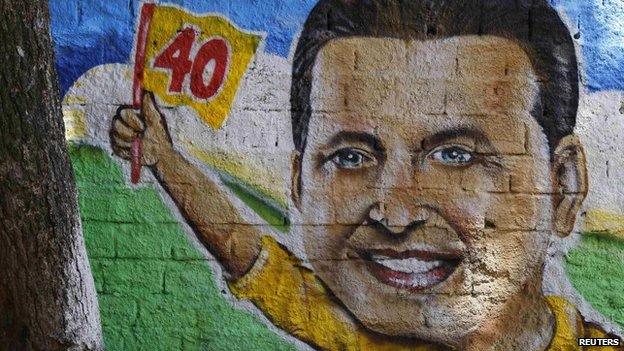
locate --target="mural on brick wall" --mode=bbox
[52,0,624,350]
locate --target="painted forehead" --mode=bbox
[313,35,535,77]
[307,35,544,154]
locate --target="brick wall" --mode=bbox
[53,0,624,349]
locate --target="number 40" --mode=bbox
[153,27,229,100]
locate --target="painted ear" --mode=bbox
[552,135,588,237]
[291,150,302,209]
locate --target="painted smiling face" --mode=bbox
[296,36,557,345]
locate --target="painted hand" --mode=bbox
[110,91,174,166]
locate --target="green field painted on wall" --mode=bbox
[68,144,623,350]
[70,144,295,351]
[566,233,624,327]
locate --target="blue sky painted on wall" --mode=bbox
[50,0,624,95]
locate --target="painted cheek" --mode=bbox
[484,193,551,232]
[299,159,380,226]
[449,199,488,242]
[298,158,339,225]
[331,170,380,225]
[303,225,350,261]
[469,229,549,295]
[300,186,336,225]
[417,163,523,235]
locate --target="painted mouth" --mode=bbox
[359,248,462,291]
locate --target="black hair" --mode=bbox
[291,0,578,154]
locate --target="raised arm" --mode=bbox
[110,92,261,279]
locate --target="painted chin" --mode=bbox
[358,249,462,291]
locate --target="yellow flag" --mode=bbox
[133,4,260,129]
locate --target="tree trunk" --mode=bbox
[0,0,103,350]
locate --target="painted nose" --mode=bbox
[367,202,429,236]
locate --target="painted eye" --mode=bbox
[331,148,374,169]
[429,146,474,166]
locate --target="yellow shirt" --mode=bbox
[229,236,622,351]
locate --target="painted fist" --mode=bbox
[110,92,173,166]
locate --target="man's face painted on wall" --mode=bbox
[296,36,560,345]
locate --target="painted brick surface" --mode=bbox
[53,1,624,350]
[71,145,294,350]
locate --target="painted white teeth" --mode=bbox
[390,277,429,288]
[371,256,443,274]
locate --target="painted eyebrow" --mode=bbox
[422,127,492,150]
[325,131,386,153]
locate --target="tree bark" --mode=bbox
[0,1,103,350]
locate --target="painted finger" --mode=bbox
[112,133,133,149]
[141,91,162,127]
[113,119,139,141]
[119,108,145,131]
[112,145,131,160]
